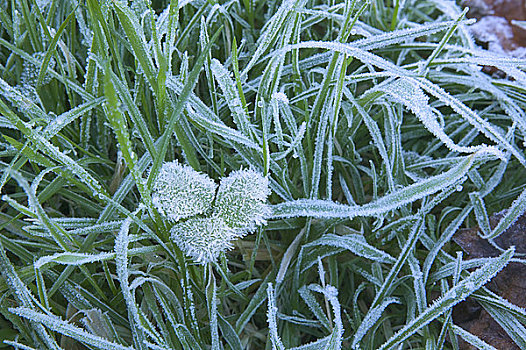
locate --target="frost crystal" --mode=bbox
[153,162,271,264]
[213,169,271,232]
[170,216,235,263]
[152,161,217,222]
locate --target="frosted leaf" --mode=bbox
[241,0,307,76]
[3,340,40,350]
[304,234,396,264]
[267,283,286,350]
[213,169,271,232]
[484,185,526,239]
[150,164,271,264]
[186,278,200,332]
[81,309,116,342]
[210,59,257,141]
[184,105,260,150]
[114,214,148,348]
[71,1,93,47]
[352,297,400,348]
[273,91,289,104]
[22,52,55,87]
[170,216,235,264]
[288,336,331,350]
[298,285,331,330]
[378,248,514,350]
[307,284,344,349]
[152,161,217,222]
[272,151,479,220]
[276,228,306,284]
[381,78,503,157]
[9,307,133,350]
[206,274,220,350]
[34,252,114,269]
[353,19,475,52]
[410,76,521,164]
[317,257,326,287]
[0,77,47,120]
[452,324,499,350]
[43,97,104,139]
[36,0,52,10]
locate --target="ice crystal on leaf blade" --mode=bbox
[151,161,217,222]
[153,162,270,264]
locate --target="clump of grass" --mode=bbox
[1,0,526,349]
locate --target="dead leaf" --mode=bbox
[462,0,526,58]
[452,211,526,349]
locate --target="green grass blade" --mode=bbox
[378,248,514,349]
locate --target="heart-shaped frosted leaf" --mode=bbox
[152,161,217,222]
[170,216,235,264]
[213,169,270,231]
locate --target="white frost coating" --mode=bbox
[484,184,526,239]
[213,169,271,231]
[298,286,331,330]
[381,78,504,157]
[81,309,116,344]
[3,340,40,350]
[115,213,149,349]
[0,76,47,121]
[210,58,256,141]
[278,39,522,163]
[304,234,396,264]
[34,252,115,269]
[272,121,307,161]
[272,153,479,219]
[42,98,104,140]
[273,91,289,104]
[308,284,344,349]
[378,248,514,350]
[208,276,219,350]
[170,216,235,264]
[409,77,524,165]
[351,297,400,349]
[354,19,475,51]
[9,307,133,350]
[470,16,526,58]
[470,192,491,236]
[241,0,307,76]
[288,336,331,350]
[152,164,271,264]
[267,283,286,350]
[152,161,217,222]
[453,324,499,350]
[185,106,260,150]
[276,227,306,284]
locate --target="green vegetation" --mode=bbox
[1,0,525,349]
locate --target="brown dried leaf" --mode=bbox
[452,211,526,349]
[462,0,526,57]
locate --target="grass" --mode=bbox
[0,0,526,349]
